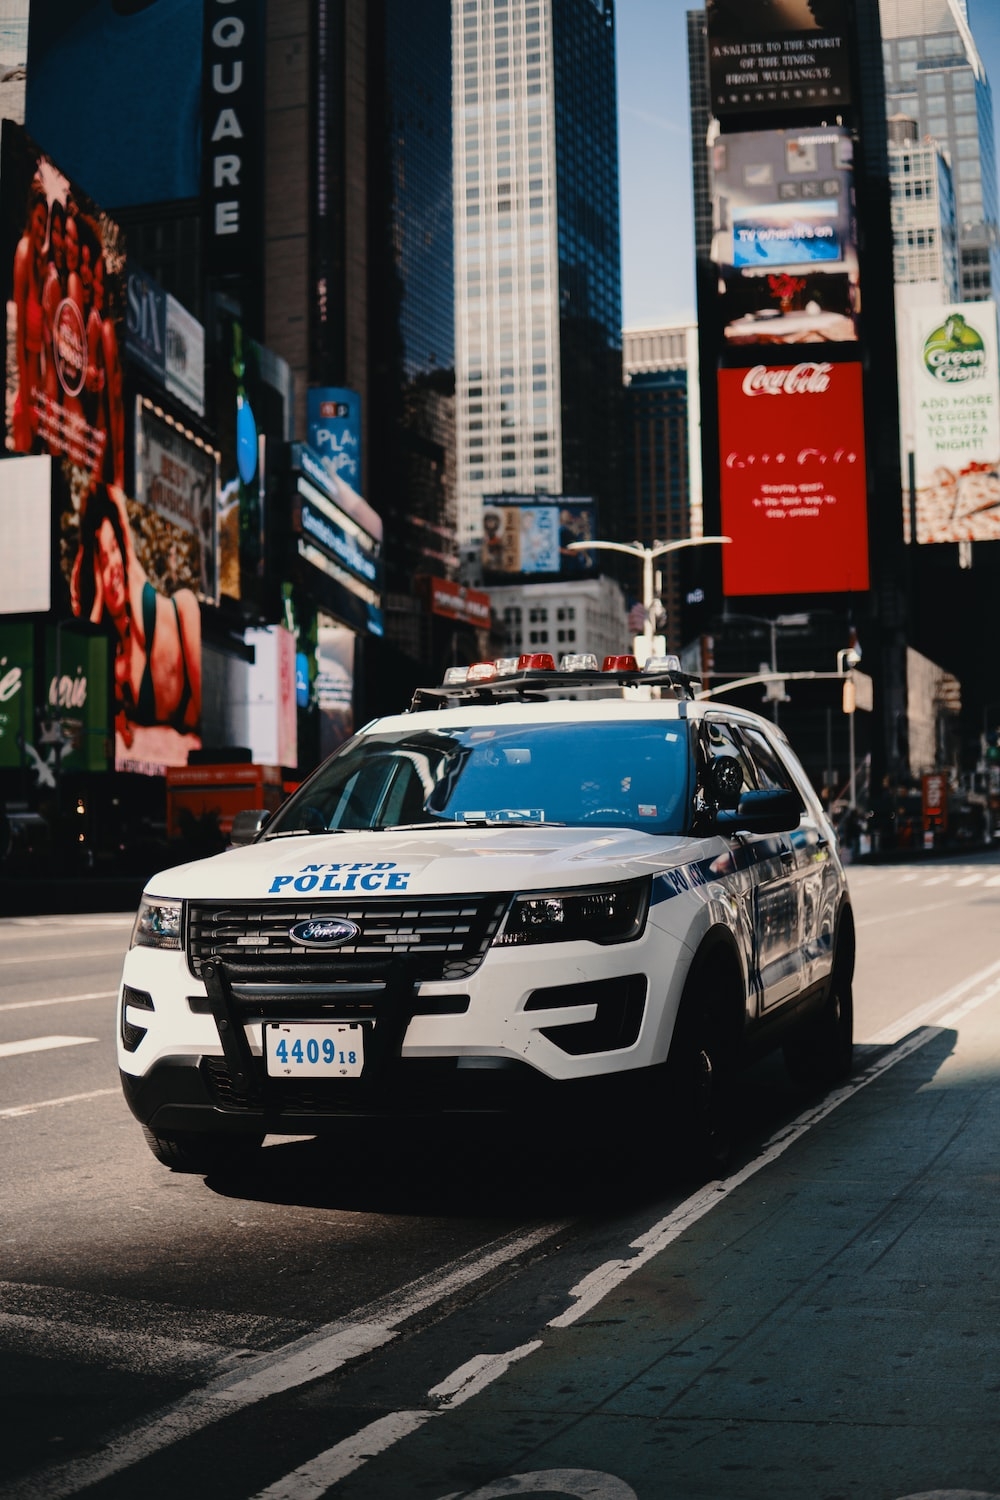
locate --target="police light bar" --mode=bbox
[518,653,555,671]
[602,654,638,672]
[642,654,683,674]
[559,653,600,672]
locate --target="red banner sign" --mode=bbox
[718,361,870,596]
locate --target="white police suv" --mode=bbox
[117,653,854,1177]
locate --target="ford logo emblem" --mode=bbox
[289,918,360,948]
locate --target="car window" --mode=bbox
[739,726,795,793]
[701,719,757,797]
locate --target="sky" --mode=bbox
[616,0,1000,329]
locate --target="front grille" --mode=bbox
[187,896,508,985]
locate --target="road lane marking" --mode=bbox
[955,873,985,886]
[860,956,1000,1046]
[0,1224,569,1500]
[0,991,116,1012]
[251,1343,547,1499]
[0,1088,118,1119]
[0,1036,96,1059]
[0,948,126,966]
[13,957,1000,1500]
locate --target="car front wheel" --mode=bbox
[141,1126,265,1175]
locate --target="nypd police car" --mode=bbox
[117,652,854,1178]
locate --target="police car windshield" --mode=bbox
[266,721,693,835]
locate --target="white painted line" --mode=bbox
[0,1224,568,1500]
[0,1036,96,1059]
[0,948,125,966]
[986,874,1000,887]
[921,874,953,886]
[0,991,116,1012]
[955,874,985,886]
[860,956,1000,1046]
[249,1341,546,1500]
[251,1411,435,1500]
[857,898,975,929]
[0,1087,119,1120]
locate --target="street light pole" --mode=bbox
[566,535,732,656]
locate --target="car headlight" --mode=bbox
[495,878,649,947]
[130,899,183,950]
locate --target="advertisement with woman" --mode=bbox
[2,121,202,774]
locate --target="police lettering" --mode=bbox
[268,861,410,894]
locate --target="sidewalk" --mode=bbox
[330,995,1000,1500]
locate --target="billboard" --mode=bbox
[711,128,858,346]
[904,303,1000,544]
[291,446,383,638]
[44,625,109,775]
[2,121,126,488]
[308,387,361,490]
[135,397,218,603]
[0,622,33,771]
[718,361,869,596]
[125,264,205,417]
[706,0,852,117]
[481,497,596,579]
[59,480,203,776]
[26,0,202,207]
[0,454,51,614]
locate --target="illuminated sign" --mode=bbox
[0,455,51,614]
[905,303,1000,544]
[201,0,264,307]
[307,387,361,489]
[418,576,492,628]
[135,398,218,602]
[1,121,126,488]
[291,458,383,638]
[481,496,596,579]
[718,361,869,596]
[706,0,852,116]
[711,128,858,346]
[125,265,205,417]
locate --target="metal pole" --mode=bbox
[642,549,655,653]
[770,619,779,726]
[849,703,856,812]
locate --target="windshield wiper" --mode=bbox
[263,826,349,839]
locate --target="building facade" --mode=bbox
[452,0,623,552]
[880,0,1000,300]
[888,115,960,298]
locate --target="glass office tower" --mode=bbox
[880,0,1000,300]
[453,0,623,550]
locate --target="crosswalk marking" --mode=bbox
[0,992,116,1013]
[0,1036,96,1060]
[956,873,985,886]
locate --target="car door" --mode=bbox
[702,717,800,1011]
[743,723,839,995]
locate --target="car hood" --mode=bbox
[144,825,710,902]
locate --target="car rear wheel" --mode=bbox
[783,969,854,1090]
[141,1126,265,1174]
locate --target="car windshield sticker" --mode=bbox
[460,809,544,823]
[268,862,411,894]
[638,805,658,817]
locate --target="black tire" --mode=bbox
[661,950,741,1180]
[141,1126,265,1175]
[783,967,854,1090]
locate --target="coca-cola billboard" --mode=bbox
[718,361,869,596]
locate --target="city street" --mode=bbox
[2,853,1000,1499]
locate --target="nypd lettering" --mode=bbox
[269,861,411,895]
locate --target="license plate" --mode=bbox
[265,1022,364,1078]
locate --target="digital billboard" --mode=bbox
[706,0,851,117]
[135,397,218,603]
[125,264,205,417]
[26,0,202,208]
[481,497,596,579]
[308,387,361,490]
[904,303,1000,544]
[2,121,126,488]
[711,128,858,346]
[0,454,51,614]
[291,446,384,639]
[718,361,869,596]
[0,622,33,771]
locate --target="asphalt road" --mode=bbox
[2,852,999,1499]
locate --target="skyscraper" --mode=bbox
[453,0,623,553]
[880,0,1000,300]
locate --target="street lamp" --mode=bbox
[566,535,732,656]
[720,609,810,724]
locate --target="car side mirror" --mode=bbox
[715,788,802,835]
[229,808,270,847]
